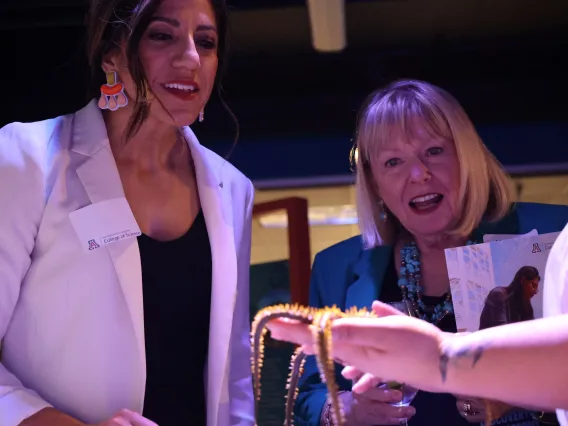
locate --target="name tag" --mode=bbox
[69,198,141,253]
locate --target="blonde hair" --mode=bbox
[354,79,515,249]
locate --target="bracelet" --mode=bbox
[323,402,333,426]
[323,392,347,426]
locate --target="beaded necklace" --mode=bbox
[398,239,475,324]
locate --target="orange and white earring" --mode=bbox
[98,71,128,111]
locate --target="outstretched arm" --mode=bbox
[268,304,568,412]
[438,313,568,411]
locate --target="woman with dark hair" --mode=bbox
[479,266,540,330]
[0,1,254,425]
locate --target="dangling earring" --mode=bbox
[98,71,128,111]
[378,199,388,222]
[198,108,205,122]
[142,80,155,103]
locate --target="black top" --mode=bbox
[479,287,510,330]
[138,210,212,426]
[380,256,541,426]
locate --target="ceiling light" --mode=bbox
[306,0,346,52]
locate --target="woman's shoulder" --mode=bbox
[185,132,251,190]
[0,113,74,213]
[487,286,508,298]
[487,202,568,236]
[512,202,568,233]
[514,201,568,216]
[205,147,252,194]
[316,236,364,260]
[0,112,73,162]
[312,236,372,274]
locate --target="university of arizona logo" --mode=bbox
[88,239,100,250]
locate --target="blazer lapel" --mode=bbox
[345,245,393,310]
[183,127,237,426]
[71,101,146,393]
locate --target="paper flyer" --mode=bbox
[445,232,559,332]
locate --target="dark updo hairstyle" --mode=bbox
[85,0,230,141]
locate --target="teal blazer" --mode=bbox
[294,202,568,426]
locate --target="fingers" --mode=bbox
[266,307,405,348]
[455,397,485,413]
[266,319,313,346]
[267,309,421,352]
[355,399,416,424]
[455,398,485,423]
[350,372,383,395]
[343,369,403,404]
[356,385,402,404]
[341,365,363,381]
[371,300,405,317]
[458,410,485,423]
[105,409,158,426]
[105,417,130,426]
[332,315,414,348]
[300,344,316,355]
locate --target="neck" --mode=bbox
[412,233,469,255]
[104,107,183,171]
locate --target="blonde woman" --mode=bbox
[293,80,568,426]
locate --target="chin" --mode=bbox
[162,111,199,127]
[404,214,454,238]
[174,114,199,127]
[150,102,200,127]
[409,224,451,238]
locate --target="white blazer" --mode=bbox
[0,100,255,426]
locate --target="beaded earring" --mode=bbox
[378,199,388,221]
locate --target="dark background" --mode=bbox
[1,0,567,185]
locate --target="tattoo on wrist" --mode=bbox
[439,339,489,382]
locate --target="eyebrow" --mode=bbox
[196,24,218,33]
[149,16,218,32]
[150,16,180,27]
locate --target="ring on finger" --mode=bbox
[462,401,472,417]
[462,401,480,417]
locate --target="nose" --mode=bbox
[409,158,431,183]
[172,36,201,70]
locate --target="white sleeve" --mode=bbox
[544,223,568,318]
[0,123,53,425]
[544,223,568,426]
[229,178,255,426]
